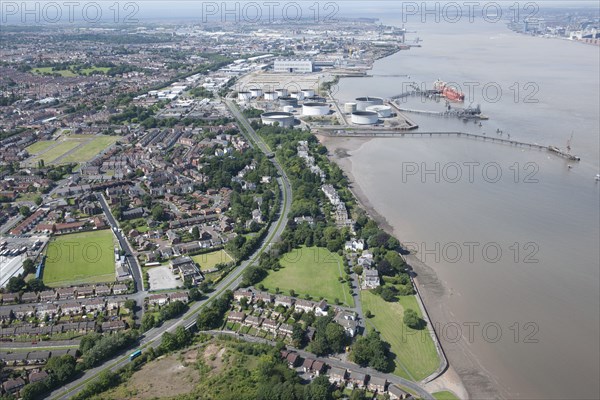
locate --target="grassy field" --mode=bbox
[361,290,439,381]
[80,66,111,75]
[59,136,119,164]
[43,230,116,287]
[32,67,77,77]
[433,391,460,400]
[260,246,354,307]
[26,135,120,166]
[32,66,109,77]
[26,140,56,154]
[192,249,234,271]
[27,140,84,165]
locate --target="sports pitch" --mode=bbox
[43,230,116,287]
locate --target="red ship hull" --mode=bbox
[442,87,465,102]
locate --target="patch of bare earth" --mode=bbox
[202,342,227,374]
[122,354,199,399]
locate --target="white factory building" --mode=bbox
[273,59,313,73]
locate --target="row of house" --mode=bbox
[147,291,189,306]
[0,321,96,338]
[1,284,129,305]
[280,350,411,399]
[1,297,127,324]
[227,311,294,336]
[233,289,329,316]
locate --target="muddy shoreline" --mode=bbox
[319,134,503,400]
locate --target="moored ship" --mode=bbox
[434,79,465,102]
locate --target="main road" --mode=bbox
[48,99,293,400]
[96,193,144,296]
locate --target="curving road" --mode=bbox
[48,100,293,400]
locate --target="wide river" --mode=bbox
[329,17,600,400]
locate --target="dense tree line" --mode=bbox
[141,300,188,331]
[350,330,392,372]
[78,330,138,370]
[196,290,233,330]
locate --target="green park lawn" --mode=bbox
[192,249,234,271]
[32,66,109,77]
[26,140,56,154]
[59,135,120,164]
[433,391,460,400]
[361,290,440,381]
[260,246,354,307]
[43,230,116,287]
[32,67,77,77]
[27,140,84,165]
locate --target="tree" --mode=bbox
[350,331,391,372]
[6,276,25,292]
[34,195,43,206]
[19,205,31,217]
[191,226,200,239]
[324,322,347,353]
[291,323,306,348]
[141,313,156,331]
[22,258,36,275]
[352,265,363,276]
[379,286,397,302]
[124,299,136,311]
[241,266,266,287]
[350,389,367,400]
[151,204,165,221]
[189,287,202,301]
[365,310,373,318]
[27,278,45,292]
[45,354,76,383]
[403,308,424,329]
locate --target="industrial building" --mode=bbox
[351,111,379,125]
[261,111,295,127]
[273,59,313,73]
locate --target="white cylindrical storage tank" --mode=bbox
[302,102,330,116]
[301,88,315,98]
[264,91,278,101]
[275,88,288,97]
[261,111,295,128]
[355,96,384,111]
[366,105,392,118]
[238,91,251,101]
[351,111,379,125]
[306,96,326,103]
[279,96,298,107]
[249,88,263,98]
[290,91,305,101]
[282,105,294,113]
[344,102,357,114]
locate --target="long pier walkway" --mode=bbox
[319,129,581,161]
